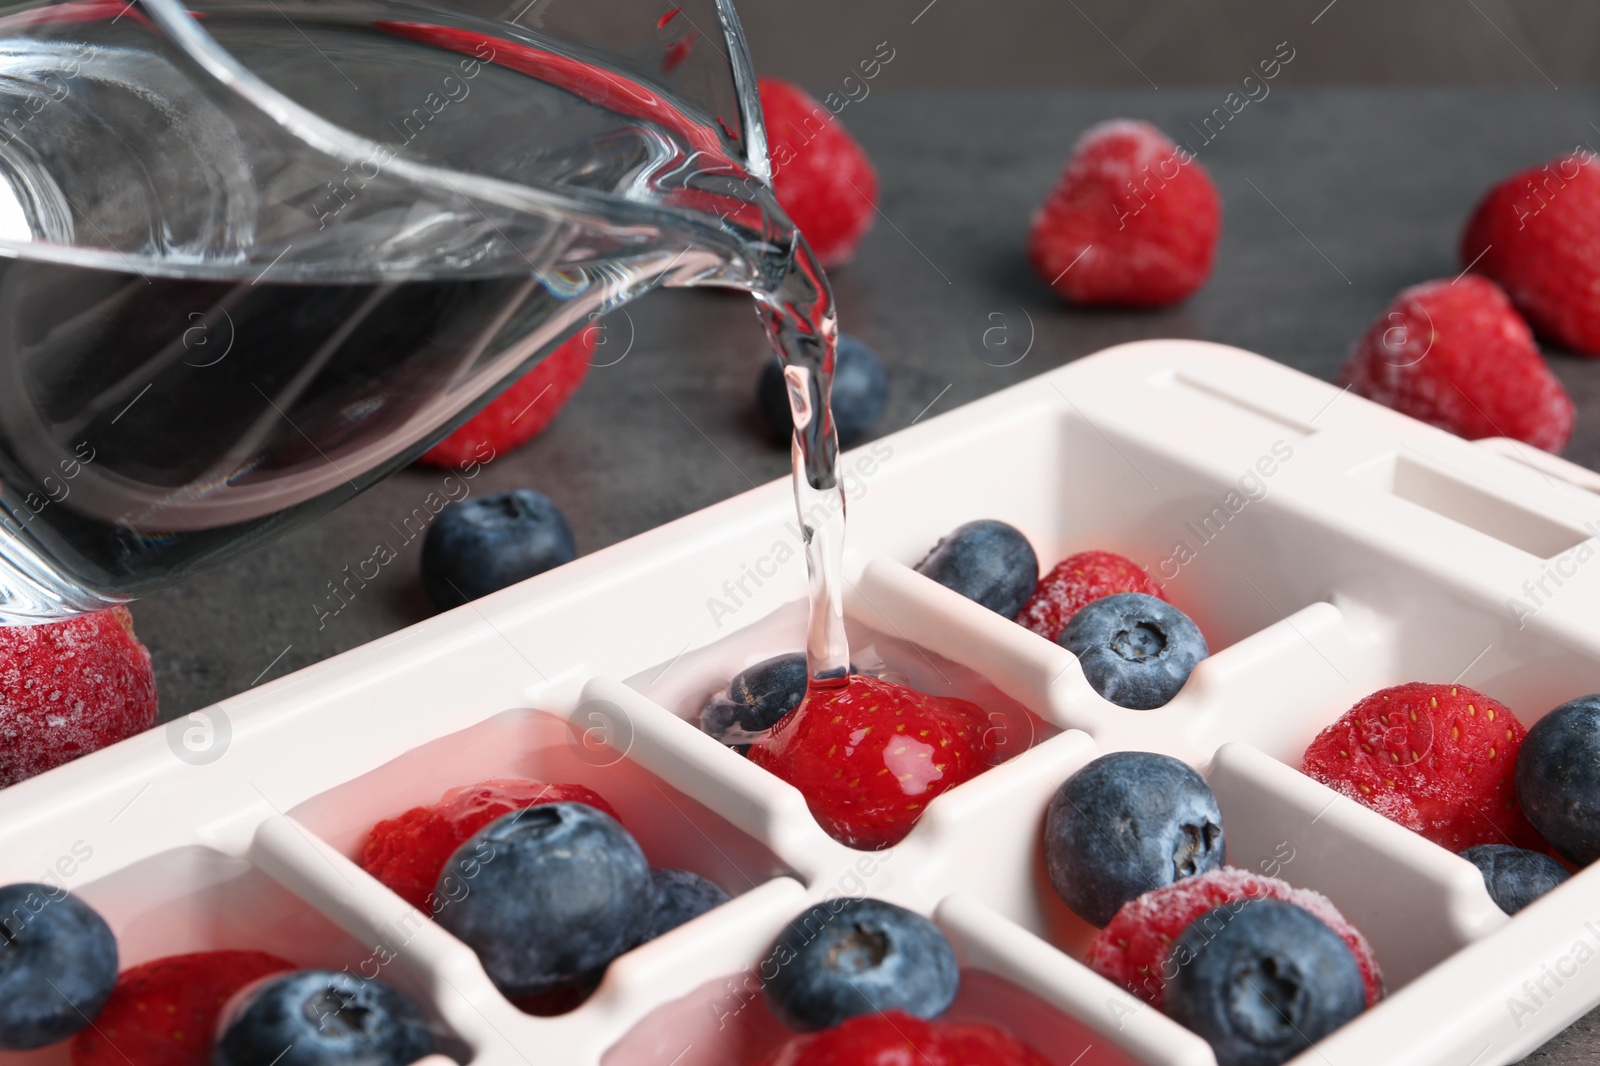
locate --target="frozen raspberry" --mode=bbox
[1085,867,1382,1011]
[1028,119,1220,307]
[360,778,620,911]
[1017,550,1167,642]
[748,675,994,850]
[760,77,878,269]
[1462,150,1600,355]
[1303,682,1540,851]
[0,606,158,788]
[71,950,295,1066]
[1339,276,1572,452]
[415,327,595,469]
[762,1010,1050,1066]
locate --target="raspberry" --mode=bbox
[1028,120,1220,307]
[0,606,158,788]
[1462,151,1600,355]
[762,1010,1050,1066]
[1016,550,1167,642]
[1339,276,1572,452]
[360,778,620,911]
[759,77,878,269]
[1302,682,1541,851]
[1085,867,1382,1012]
[414,327,595,469]
[70,950,295,1066]
[748,675,993,850]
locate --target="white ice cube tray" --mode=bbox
[5,339,1600,1066]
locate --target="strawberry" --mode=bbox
[759,77,878,269]
[70,950,295,1066]
[360,778,620,911]
[747,675,993,850]
[762,1010,1050,1066]
[1085,867,1383,1012]
[1461,150,1600,355]
[0,606,157,788]
[1016,550,1167,642]
[1028,119,1220,307]
[1302,682,1541,851]
[1339,276,1573,453]
[414,326,595,469]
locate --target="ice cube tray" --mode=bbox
[5,338,1600,1066]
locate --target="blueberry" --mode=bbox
[1517,695,1600,864]
[433,801,653,1000]
[214,969,433,1066]
[1060,593,1207,709]
[1460,844,1571,915]
[0,884,116,1049]
[1165,899,1365,1066]
[1045,751,1225,927]
[759,334,889,447]
[701,652,809,752]
[914,519,1038,620]
[762,897,958,1032]
[645,868,730,940]
[421,489,576,610]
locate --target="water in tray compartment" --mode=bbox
[601,967,1135,1066]
[629,599,1057,766]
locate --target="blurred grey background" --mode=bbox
[739,0,1594,87]
[140,3,1600,719]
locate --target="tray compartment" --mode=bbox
[288,699,790,895]
[600,890,1196,1066]
[4,844,467,1066]
[631,594,1056,765]
[1207,742,1506,991]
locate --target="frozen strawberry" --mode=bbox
[748,675,993,850]
[360,778,620,911]
[762,1010,1050,1066]
[70,950,294,1066]
[1461,151,1600,355]
[1028,120,1220,307]
[1303,682,1540,851]
[1085,867,1382,1011]
[414,327,595,469]
[0,606,157,788]
[1339,276,1573,452]
[934,1022,1052,1066]
[1017,550,1167,642]
[760,77,878,269]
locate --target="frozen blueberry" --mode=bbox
[645,868,731,940]
[1165,899,1365,1066]
[433,801,653,1000]
[701,652,809,752]
[914,519,1038,620]
[758,334,889,447]
[421,489,576,610]
[762,897,958,1032]
[214,969,433,1066]
[0,885,117,1049]
[1517,694,1600,865]
[1060,592,1207,709]
[1045,751,1225,927]
[1460,844,1571,915]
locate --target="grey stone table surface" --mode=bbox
[134,87,1600,1060]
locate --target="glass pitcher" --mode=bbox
[0,0,842,629]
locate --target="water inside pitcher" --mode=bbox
[0,0,843,646]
